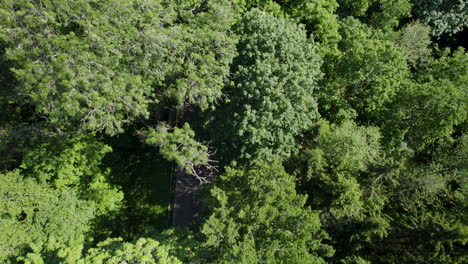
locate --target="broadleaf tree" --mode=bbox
[213,8,322,164]
[201,161,334,263]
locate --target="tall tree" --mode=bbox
[0,0,236,132]
[288,120,391,262]
[318,17,409,124]
[336,0,411,30]
[397,21,433,68]
[201,161,334,263]
[0,0,237,179]
[383,48,467,153]
[212,9,322,164]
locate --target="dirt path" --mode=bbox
[172,170,204,227]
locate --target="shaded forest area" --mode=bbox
[0,0,467,263]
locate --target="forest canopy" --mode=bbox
[0,0,466,263]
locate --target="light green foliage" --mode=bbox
[20,135,122,213]
[304,120,381,176]
[397,21,432,67]
[297,120,384,221]
[159,0,238,110]
[412,0,468,36]
[142,123,209,176]
[152,229,200,263]
[216,9,322,163]
[395,48,467,150]
[367,0,412,30]
[337,0,411,29]
[233,0,341,54]
[340,256,371,264]
[277,0,341,54]
[320,17,409,122]
[300,0,341,53]
[0,170,94,263]
[0,0,167,134]
[0,0,236,134]
[202,161,333,263]
[290,120,391,261]
[79,237,181,264]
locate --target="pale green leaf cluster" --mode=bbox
[143,123,208,175]
[296,120,387,227]
[0,170,94,263]
[397,21,432,67]
[412,0,468,36]
[79,237,182,264]
[20,135,122,213]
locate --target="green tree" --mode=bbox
[78,237,181,264]
[256,0,342,55]
[397,21,432,68]
[369,161,467,263]
[141,123,213,181]
[201,161,334,263]
[0,0,237,135]
[213,9,322,164]
[0,170,94,263]
[386,48,467,152]
[319,17,409,124]
[412,0,468,36]
[289,120,392,262]
[157,0,238,112]
[336,0,411,30]
[20,135,122,213]
[231,0,341,55]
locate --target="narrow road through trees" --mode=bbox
[172,170,204,227]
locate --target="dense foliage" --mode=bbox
[0,0,466,263]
